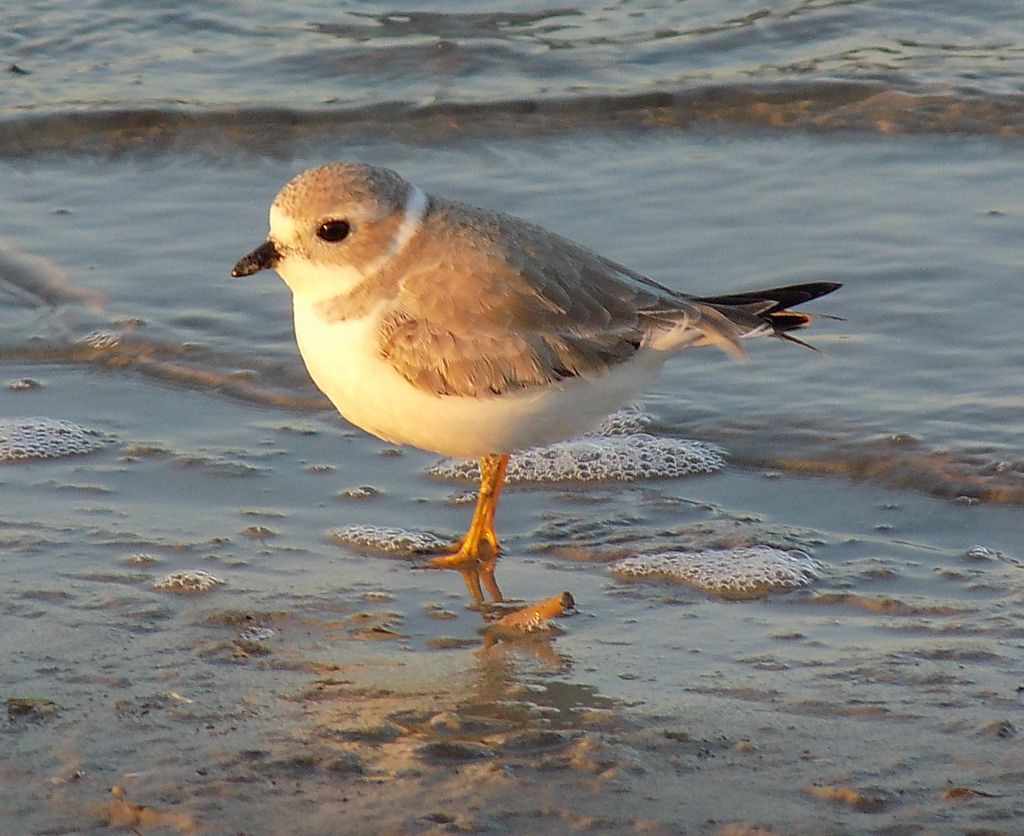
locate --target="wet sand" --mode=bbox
[3,353,1023,832]
[2,103,1023,833]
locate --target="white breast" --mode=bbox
[292,300,668,458]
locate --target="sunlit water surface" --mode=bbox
[2,1,1023,832]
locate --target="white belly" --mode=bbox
[292,300,668,458]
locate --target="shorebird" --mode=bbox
[233,163,839,603]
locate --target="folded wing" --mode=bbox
[378,200,840,397]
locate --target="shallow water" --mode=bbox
[3,2,1024,833]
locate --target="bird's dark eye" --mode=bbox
[316,220,351,242]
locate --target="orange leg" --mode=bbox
[428,453,510,604]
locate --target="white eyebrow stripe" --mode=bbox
[364,184,428,279]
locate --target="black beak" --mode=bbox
[231,240,280,278]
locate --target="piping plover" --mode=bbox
[232,162,840,603]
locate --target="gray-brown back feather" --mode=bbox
[373,199,837,397]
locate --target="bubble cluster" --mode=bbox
[339,485,380,501]
[963,545,1003,561]
[0,417,104,462]
[612,547,822,599]
[78,330,121,349]
[590,404,652,436]
[239,626,275,642]
[432,435,723,484]
[153,570,225,592]
[330,524,449,554]
[430,407,723,484]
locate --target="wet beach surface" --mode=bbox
[3,2,1024,833]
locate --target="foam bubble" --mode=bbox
[78,330,121,349]
[429,406,722,484]
[239,626,275,642]
[963,545,1002,561]
[0,417,104,462]
[338,485,380,501]
[590,404,652,436]
[329,524,449,555]
[612,547,822,599]
[153,570,225,592]
[431,434,723,484]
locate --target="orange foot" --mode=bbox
[428,453,509,604]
